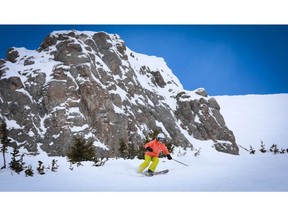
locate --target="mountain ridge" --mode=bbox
[0,30,238,156]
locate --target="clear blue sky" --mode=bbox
[0,25,288,96]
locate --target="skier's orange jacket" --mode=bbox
[144,139,169,157]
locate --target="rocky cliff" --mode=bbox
[0,30,239,156]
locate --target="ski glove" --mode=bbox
[146,147,153,152]
[167,154,172,160]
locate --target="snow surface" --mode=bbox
[1,93,287,215]
[215,94,288,149]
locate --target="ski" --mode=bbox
[143,169,169,176]
[154,169,169,175]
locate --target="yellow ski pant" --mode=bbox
[137,154,159,173]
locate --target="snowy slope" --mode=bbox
[215,94,288,150]
[1,94,288,191]
[1,142,287,192]
[1,93,288,215]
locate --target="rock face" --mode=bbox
[0,30,239,156]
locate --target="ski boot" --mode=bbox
[145,169,154,177]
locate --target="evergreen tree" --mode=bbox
[270,144,279,154]
[109,144,117,158]
[279,148,285,154]
[128,143,136,159]
[249,145,256,154]
[136,144,146,160]
[93,157,109,167]
[9,146,25,174]
[51,159,59,172]
[0,120,11,169]
[67,137,96,164]
[25,165,34,177]
[150,129,160,140]
[119,138,129,159]
[37,161,45,175]
[259,140,266,153]
[165,140,175,154]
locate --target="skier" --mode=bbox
[137,133,172,176]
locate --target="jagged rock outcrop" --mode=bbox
[0,30,239,156]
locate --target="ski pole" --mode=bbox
[172,158,188,166]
